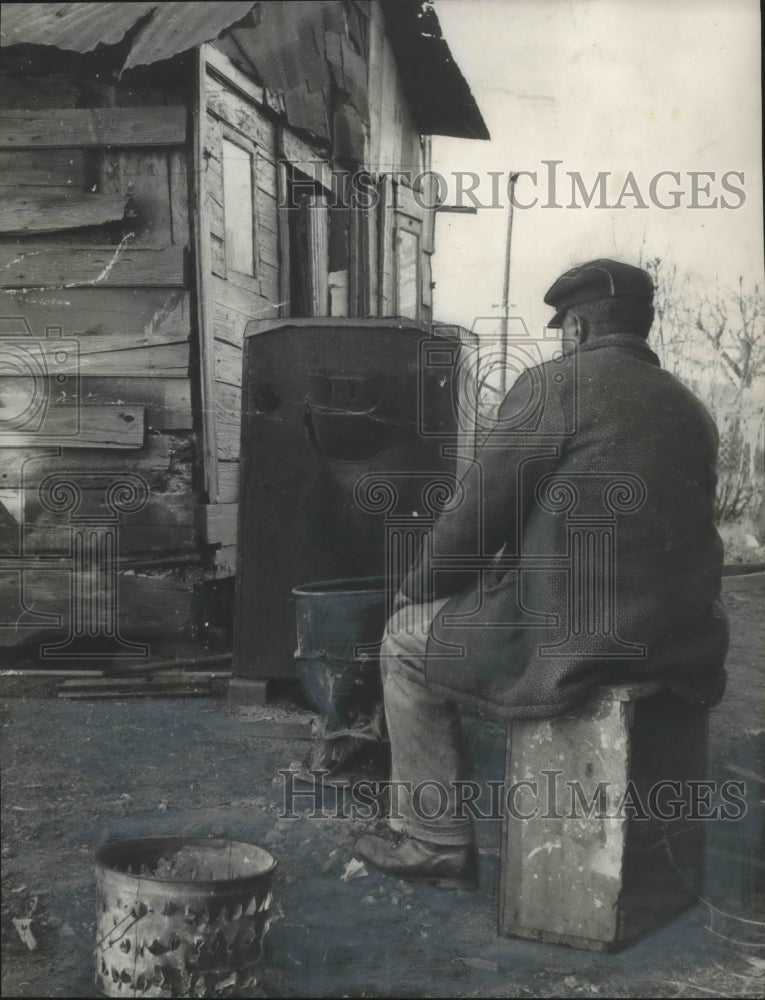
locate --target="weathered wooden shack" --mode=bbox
[0,1,488,666]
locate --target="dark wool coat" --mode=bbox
[400,333,729,721]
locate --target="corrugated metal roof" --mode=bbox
[124,2,258,69]
[0,1,488,142]
[0,1,258,66]
[0,3,157,52]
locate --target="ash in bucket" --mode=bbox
[95,837,276,999]
[124,844,271,882]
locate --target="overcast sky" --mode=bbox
[430,0,763,335]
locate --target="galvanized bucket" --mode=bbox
[292,576,388,662]
[95,837,276,998]
[292,576,387,722]
[292,577,389,781]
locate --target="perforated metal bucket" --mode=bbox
[95,837,276,998]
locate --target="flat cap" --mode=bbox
[544,258,654,327]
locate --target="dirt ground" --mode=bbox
[1,573,763,999]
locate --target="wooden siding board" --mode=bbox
[0,192,127,236]
[3,404,144,449]
[79,381,192,430]
[211,544,237,577]
[214,341,242,388]
[279,128,332,192]
[0,107,188,148]
[214,381,242,461]
[258,259,279,303]
[168,148,190,247]
[256,151,278,200]
[198,502,238,547]
[23,492,196,554]
[0,149,88,191]
[0,244,186,288]
[195,48,220,502]
[216,462,240,504]
[206,43,266,109]
[204,74,276,154]
[1,434,186,490]
[210,234,226,279]
[378,175,394,313]
[210,273,278,335]
[0,287,191,338]
[0,570,195,646]
[276,160,291,318]
[98,149,174,247]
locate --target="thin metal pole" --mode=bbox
[500,172,520,394]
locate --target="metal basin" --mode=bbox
[95,836,276,998]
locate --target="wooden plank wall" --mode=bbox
[0,70,200,654]
[197,45,282,575]
[366,1,432,322]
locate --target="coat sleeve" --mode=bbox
[399,367,566,601]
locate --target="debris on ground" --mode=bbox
[339,858,368,882]
[460,956,499,972]
[12,918,37,951]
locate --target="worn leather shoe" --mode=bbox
[353,832,478,890]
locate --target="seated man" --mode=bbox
[354,258,729,889]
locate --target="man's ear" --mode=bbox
[573,312,589,344]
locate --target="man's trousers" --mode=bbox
[379,598,475,846]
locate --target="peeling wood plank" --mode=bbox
[198,502,238,547]
[3,405,144,449]
[1,192,126,236]
[0,107,188,148]
[216,462,239,503]
[0,244,186,289]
